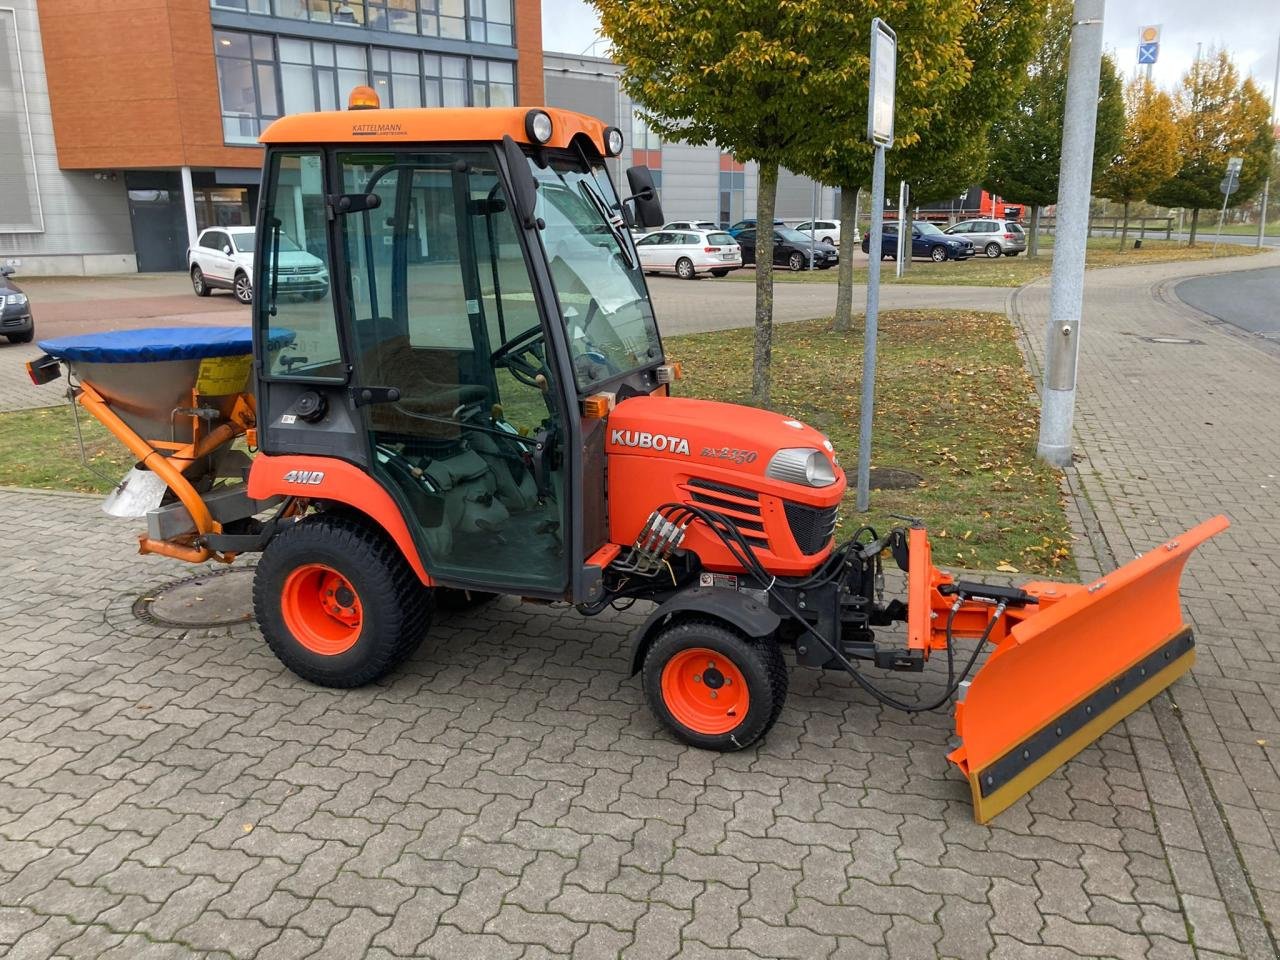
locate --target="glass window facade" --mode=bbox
[221,0,515,45]
[215,29,281,144]
[471,59,514,106]
[719,153,745,227]
[211,1,521,146]
[631,112,661,188]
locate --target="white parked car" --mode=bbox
[635,229,742,279]
[794,219,846,246]
[661,220,720,232]
[188,226,328,304]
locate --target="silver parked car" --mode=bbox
[945,218,1027,258]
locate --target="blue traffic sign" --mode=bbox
[1138,42,1159,65]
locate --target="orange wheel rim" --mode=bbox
[280,563,363,656]
[660,647,750,735]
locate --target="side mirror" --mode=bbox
[1,265,14,277]
[223,245,233,255]
[502,134,540,229]
[625,165,664,228]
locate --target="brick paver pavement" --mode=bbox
[1,254,1274,958]
[1011,250,1280,960]
[0,485,1219,959]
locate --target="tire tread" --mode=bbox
[253,512,430,687]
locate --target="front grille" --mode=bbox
[686,478,769,549]
[784,501,838,554]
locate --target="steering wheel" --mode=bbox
[490,324,549,389]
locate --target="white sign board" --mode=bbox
[867,19,896,147]
[1227,156,1243,174]
[1139,24,1162,44]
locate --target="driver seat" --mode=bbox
[361,335,489,440]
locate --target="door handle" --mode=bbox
[351,385,402,407]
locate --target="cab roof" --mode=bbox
[260,106,611,154]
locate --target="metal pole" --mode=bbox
[1213,173,1234,254]
[180,165,199,249]
[896,180,906,277]
[902,183,910,274]
[809,179,817,270]
[857,145,887,512]
[1258,32,1279,249]
[1037,0,1106,468]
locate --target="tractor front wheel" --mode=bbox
[254,513,431,687]
[642,619,787,751]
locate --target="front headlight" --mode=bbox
[766,448,837,487]
[5,293,26,306]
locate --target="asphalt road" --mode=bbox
[1162,230,1280,248]
[1176,265,1280,340]
[17,271,1012,341]
[646,275,1010,334]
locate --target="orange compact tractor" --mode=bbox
[29,94,1226,821]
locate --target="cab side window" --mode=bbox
[258,151,344,381]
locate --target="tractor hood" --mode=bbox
[605,395,846,577]
[606,395,840,481]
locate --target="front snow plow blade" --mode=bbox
[945,515,1229,822]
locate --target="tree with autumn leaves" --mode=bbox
[982,0,1124,257]
[1094,78,1179,250]
[591,0,1038,403]
[1147,50,1274,245]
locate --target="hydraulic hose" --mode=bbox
[655,502,1002,714]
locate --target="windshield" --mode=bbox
[916,222,945,236]
[230,231,256,253]
[529,153,662,390]
[776,227,817,244]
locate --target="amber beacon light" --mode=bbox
[347,85,381,110]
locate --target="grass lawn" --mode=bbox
[0,404,134,494]
[1204,221,1280,237]
[3,309,1073,576]
[729,237,1263,287]
[669,310,1075,576]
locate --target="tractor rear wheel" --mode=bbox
[254,513,431,687]
[642,619,787,751]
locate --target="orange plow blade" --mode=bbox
[947,515,1229,822]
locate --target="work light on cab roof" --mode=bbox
[23,97,1229,826]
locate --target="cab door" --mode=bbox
[337,149,570,596]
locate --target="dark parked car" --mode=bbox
[727,217,786,237]
[1,265,33,344]
[738,227,839,271]
[862,221,973,262]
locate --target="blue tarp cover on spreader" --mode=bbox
[38,326,294,364]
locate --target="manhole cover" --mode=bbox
[1141,336,1203,345]
[869,467,923,490]
[134,567,256,628]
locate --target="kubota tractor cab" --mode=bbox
[29,97,1226,822]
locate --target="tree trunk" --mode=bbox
[751,161,778,407]
[1188,208,1199,246]
[833,187,857,332]
[1119,200,1130,250]
[1028,206,1042,258]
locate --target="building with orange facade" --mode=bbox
[2,0,542,273]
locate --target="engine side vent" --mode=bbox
[784,501,838,554]
[685,478,769,548]
[686,478,760,502]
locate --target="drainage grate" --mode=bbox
[133,567,256,628]
[1141,336,1203,345]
